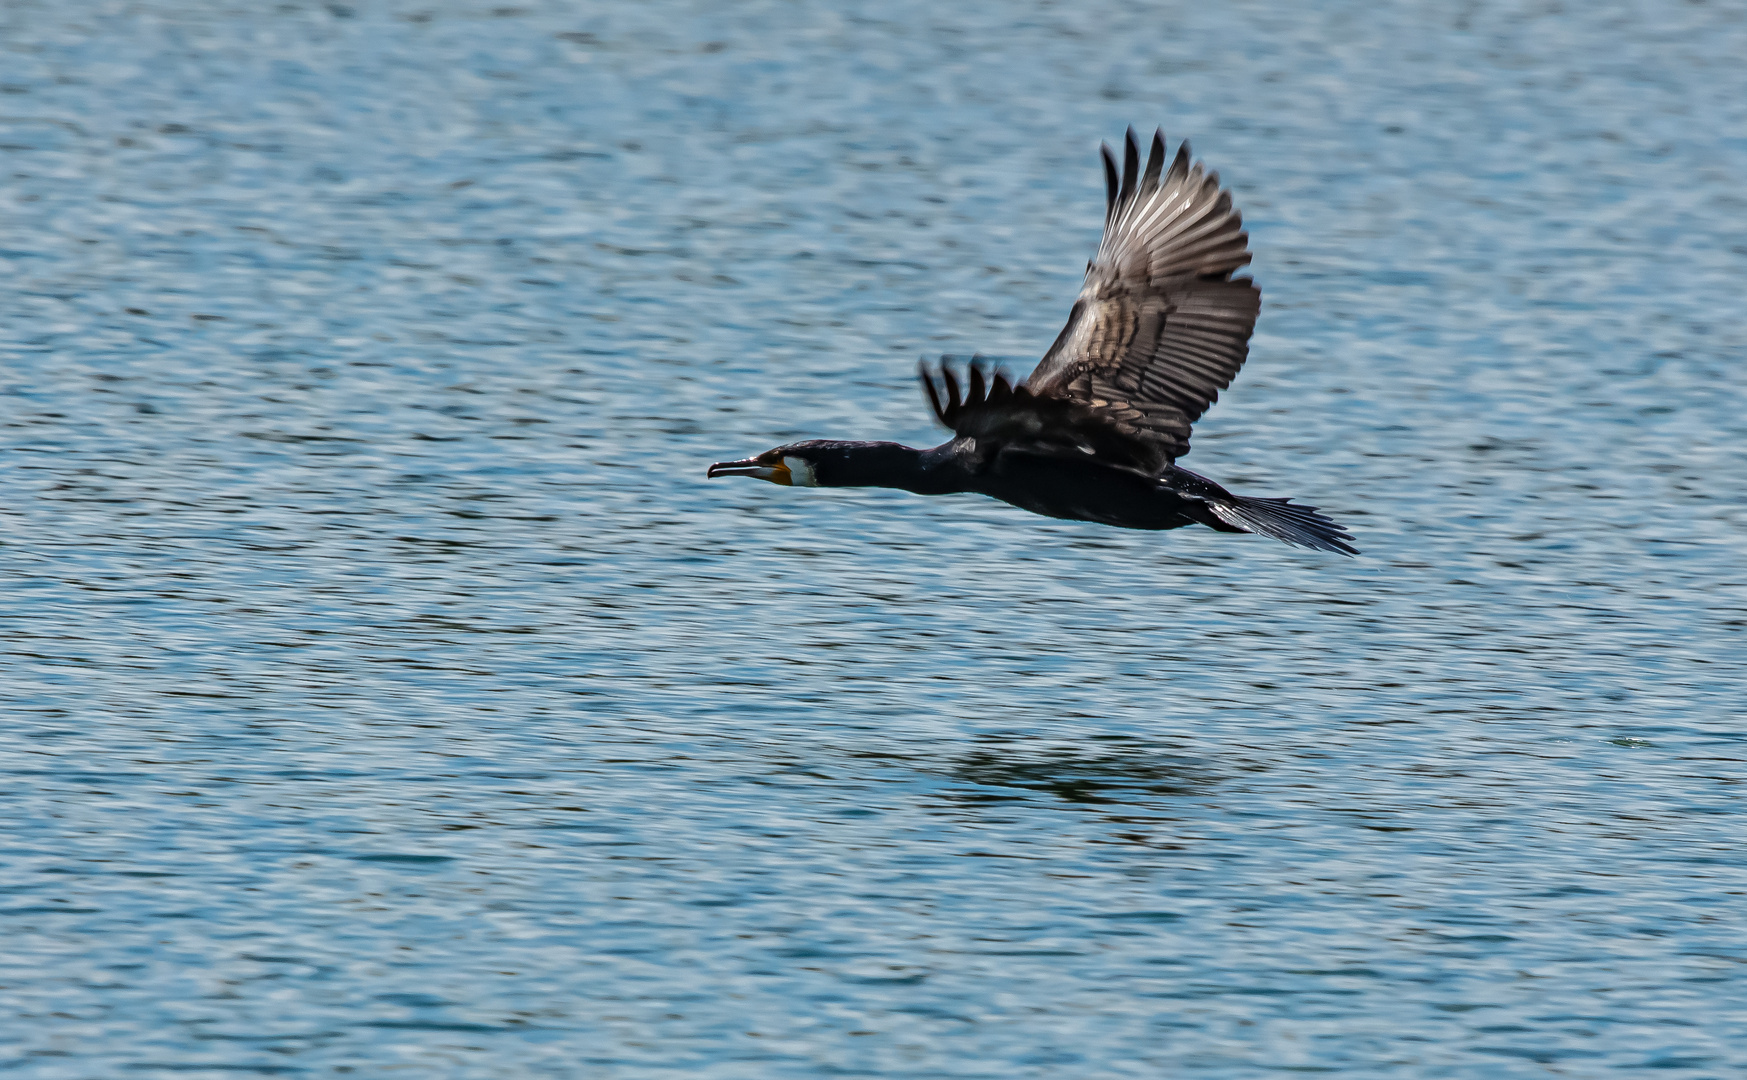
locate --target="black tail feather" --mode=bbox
[1211,495,1358,556]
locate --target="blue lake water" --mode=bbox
[3,1,1746,1076]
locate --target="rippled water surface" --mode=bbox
[4,1,1747,1076]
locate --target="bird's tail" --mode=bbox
[1210,495,1358,555]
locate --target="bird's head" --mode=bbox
[706,442,826,487]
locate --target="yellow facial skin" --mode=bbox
[759,459,794,486]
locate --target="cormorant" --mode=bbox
[708,128,1357,555]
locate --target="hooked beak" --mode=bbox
[706,456,793,485]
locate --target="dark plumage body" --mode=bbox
[709,129,1357,555]
[768,438,1238,534]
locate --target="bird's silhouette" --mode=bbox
[709,128,1356,555]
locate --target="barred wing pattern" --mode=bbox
[1025,128,1260,463]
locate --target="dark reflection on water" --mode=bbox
[943,740,1208,805]
[3,0,1747,1077]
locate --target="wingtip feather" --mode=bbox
[1101,143,1119,219]
[1142,129,1165,194]
[1118,129,1139,207]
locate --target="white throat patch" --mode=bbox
[781,456,819,487]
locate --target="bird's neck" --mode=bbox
[814,441,967,496]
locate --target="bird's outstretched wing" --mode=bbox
[1024,128,1260,463]
[919,359,1171,476]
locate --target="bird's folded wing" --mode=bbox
[1025,128,1261,463]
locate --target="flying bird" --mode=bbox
[709,128,1357,555]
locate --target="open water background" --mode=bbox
[3,1,1747,1076]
